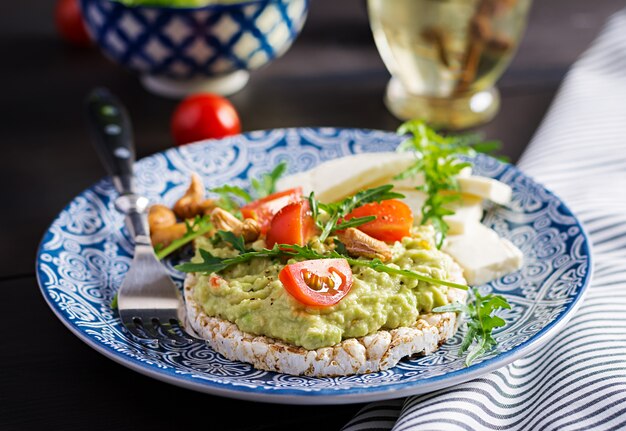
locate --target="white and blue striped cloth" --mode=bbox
[344,9,626,431]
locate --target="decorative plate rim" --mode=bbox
[36,127,593,405]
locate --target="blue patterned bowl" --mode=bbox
[79,0,309,97]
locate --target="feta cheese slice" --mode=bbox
[458,176,512,206]
[443,223,523,285]
[276,152,415,203]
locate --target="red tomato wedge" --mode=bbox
[241,187,302,234]
[266,200,317,248]
[279,259,353,307]
[343,199,413,242]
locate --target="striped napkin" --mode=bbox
[344,9,626,431]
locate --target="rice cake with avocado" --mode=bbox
[183,226,468,376]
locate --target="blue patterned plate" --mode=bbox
[36,128,592,404]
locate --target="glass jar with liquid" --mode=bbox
[368,0,532,129]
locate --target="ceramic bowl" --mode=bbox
[80,0,309,97]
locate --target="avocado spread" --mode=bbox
[192,226,455,350]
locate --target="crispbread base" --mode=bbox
[184,267,467,377]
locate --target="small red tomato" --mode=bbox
[55,0,92,47]
[241,187,302,234]
[266,200,317,249]
[279,259,353,307]
[343,199,413,242]
[171,94,241,146]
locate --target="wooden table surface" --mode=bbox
[2,0,623,430]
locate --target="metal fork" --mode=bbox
[86,87,196,345]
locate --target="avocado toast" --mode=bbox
[182,225,468,376]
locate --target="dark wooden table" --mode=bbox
[2,1,623,430]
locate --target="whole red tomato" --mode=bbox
[171,94,242,146]
[55,0,92,47]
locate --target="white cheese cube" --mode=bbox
[443,223,523,285]
[458,176,512,206]
[446,195,484,235]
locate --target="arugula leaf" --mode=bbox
[312,185,405,243]
[210,185,250,218]
[433,288,511,366]
[212,184,253,203]
[155,215,213,260]
[470,140,503,154]
[396,120,501,248]
[175,243,468,291]
[216,230,246,253]
[251,160,287,198]
[282,245,467,290]
[175,246,283,273]
[333,238,349,255]
[350,257,467,290]
[335,215,376,230]
[308,191,320,226]
[210,161,288,216]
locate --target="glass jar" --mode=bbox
[368,0,532,129]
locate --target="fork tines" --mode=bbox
[121,313,196,345]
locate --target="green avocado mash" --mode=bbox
[114,0,242,6]
[192,226,456,350]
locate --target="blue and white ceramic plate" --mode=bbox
[36,128,592,404]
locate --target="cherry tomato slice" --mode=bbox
[266,200,317,249]
[241,187,302,234]
[343,199,413,242]
[279,259,353,307]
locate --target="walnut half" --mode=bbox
[148,204,177,231]
[337,228,392,262]
[210,207,260,243]
[173,173,216,220]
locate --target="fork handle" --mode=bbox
[85,88,149,241]
[85,87,136,196]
